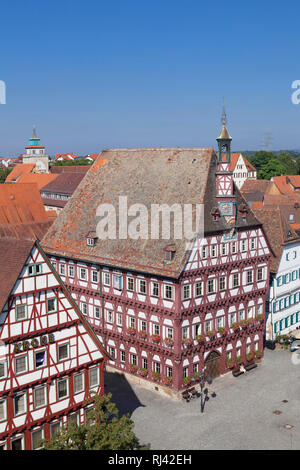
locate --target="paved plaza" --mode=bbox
[104,349,300,450]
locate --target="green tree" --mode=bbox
[43,393,149,450]
[0,166,13,183]
[50,158,92,167]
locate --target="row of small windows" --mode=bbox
[0,367,99,423]
[1,342,73,377]
[15,298,57,322]
[0,407,95,450]
[276,268,300,286]
[272,291,300,313]
[109,349,173,377]
[182,268,265,299]
[274,313,300,333]
[201,237,257,259]
[41,192,70,201]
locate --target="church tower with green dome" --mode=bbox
[22,126,50,172]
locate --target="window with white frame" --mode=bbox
[127,277,134,291]
[103,272,110,286]
[14,392,26,415]
[154,362,161,374]
[217,317,224,329]
[130,354,137,366]
[47,298,57,313]
[28,263,43,276]
[16,304,27,321]
[68,265,74,278]
[106,310,114,323]
[182,284,191,300]
[94,306,100,319]
[129,316,136,328]
[257,303,263,315]
[51,261,57,270]
[34,386,47,409]
[246,270,253,284]
[211,244,217,258]
[232,273,240,287]
[207,278,216,294]
[182,327,189,339]
[80,302,87,316]
[204,320,212,333]
[229,312,236,325]
[239,309,245,321]
[120,350,125,363]
[50,421,61,438]
[73,372,84,394]
[59,264,66,276]
[58,343,69,362]
[241,240,247,252]
[195,281,203,297]
[153,323,160,335]
[221,243,228,256]
[219,276,226,291]
[112,274,123,290]
[57,378,69,400]
[79,268,87,280]
[35,350,46,369]
[15,355,27,374]
[32,428,44,450]
[201,245,208,259]
[140,319,147,332]
[257,267,264,281]
[164,284,173,300]
[0,399,6,422]
[116,313,123,326]
[89,367,99,388]
[0,361,7,379]
[247,306,254,318]
[92,270,98,283]
[167,366,172,377]
[142,358,147,369]
[138,279,147,294]
[109,347,115,359]
[151,281,159,297]
[166,327,173,339]
[231,241,237,254]
[250,238,256,250]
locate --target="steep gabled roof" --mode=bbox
[271,175,299,195]
[5,163,35,183]
[0,237,35,313]
[253,208,300,273]
[222,152,256,173]
[42,147,262,278]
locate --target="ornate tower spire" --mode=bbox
[216,99,232,163]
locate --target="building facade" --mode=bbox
[42,120,271,395]
[0,238,109,450]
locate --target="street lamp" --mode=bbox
[198,367,213,413]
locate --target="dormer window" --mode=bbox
[86,231,98,247]
[164,245,176,262]
[211,208,221,222]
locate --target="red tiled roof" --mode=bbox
[0,238,35,313]
[221,152,256,172]
[40,172,85,195]
[50,165,90,174]
[55,153,78,161]
[0,183,50,224]
[5,164,35,183]
[271,176,300,194]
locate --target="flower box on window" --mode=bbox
[257,314,264,323]
[152,371,160,381]
[163,376,172,386]
[140,368,148,377]
[231,322,240,332]
[195,334,205,344]
[182,376,191,386]
[246,353,254,362]
[254,349,262,359]
[151,334,161,344]
[236,355,242,364]
[129,364,138,374]
[138,330,147,339]
[240,319,248,329]
[164,337,174,347]
[126,327,136,336]
[226,358,235,369]
[206,330,216,340]
[183,338,193,347]
[217,327,226,336]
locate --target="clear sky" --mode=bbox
[1,0,300,155]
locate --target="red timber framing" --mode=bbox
[0,240,110,450]
[47,222,271,394]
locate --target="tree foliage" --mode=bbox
[247,150,300,180]
[43,393,149,450]
[50,158,92,167]
[0,166,12,183]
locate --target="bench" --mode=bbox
[232,368,244,377]
[245,362,257,372]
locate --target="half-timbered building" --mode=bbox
[41,118,272,396]
[0,237,109,450]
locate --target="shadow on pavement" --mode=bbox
[104,369,145,417]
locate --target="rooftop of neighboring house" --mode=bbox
[241,179,276,194]
[253,207,300,273]
[5,163,58,189]
[82,153,99,161]
[55,153,78,161]
[0,183,51,224]
[40,172,86,196]
[271,175,300,195]
[0,220,54,241]
[221,152,256,173]
[49,165,90,174]
[41,147,261,278]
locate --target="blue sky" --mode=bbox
[0,0,300,155]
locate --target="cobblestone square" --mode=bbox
[105,349,300,450]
